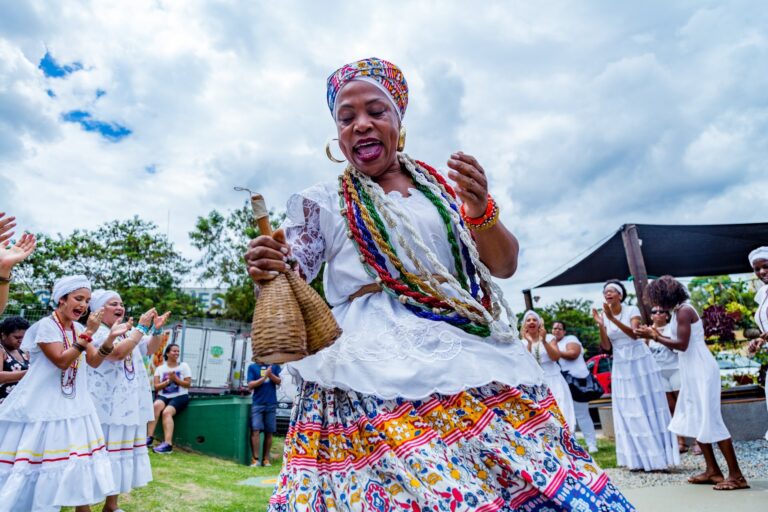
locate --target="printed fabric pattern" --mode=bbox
[268,381,634,511]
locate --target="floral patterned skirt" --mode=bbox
[269,381,634,511]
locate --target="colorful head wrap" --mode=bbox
[327,57,409,120]
[748,247,768,267]
[52,275,91,305]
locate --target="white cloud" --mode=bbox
[0,0,767,312]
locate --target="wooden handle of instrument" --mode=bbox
[250,194,273,237]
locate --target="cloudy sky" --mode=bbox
[1,0,766,311]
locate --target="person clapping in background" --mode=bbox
[0,213,36,316]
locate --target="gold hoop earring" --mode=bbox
[325,138,346,163]
[397,125,406,152]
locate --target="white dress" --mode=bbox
[87,325,153,494]
[604,305,679,470]
[753,285,768,440]
[526,334,576,432]
[284,183,544,400]
[0,316,115,511]
[668,304,731,443]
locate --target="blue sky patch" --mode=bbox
[95,89,106,99]
[38,52,83,78]
[145,164,157,174]
[61,110,132,142]
[46,89,56,98]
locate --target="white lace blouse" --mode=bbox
[283,181,543,399]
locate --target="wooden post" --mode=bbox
[523,289,534,311]
[621,224,650,324]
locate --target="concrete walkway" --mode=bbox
[623,480,768,511]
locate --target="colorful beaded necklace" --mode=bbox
[339,158,496,336]
[52,311,80,398]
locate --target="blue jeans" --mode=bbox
[251,404,277,433]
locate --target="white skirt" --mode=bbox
[611,353,679,470]
[0,415,116,511]
[669,354,731,444]
[102,423,153,494]
[543,370,576,434]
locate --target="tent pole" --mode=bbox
[523,289,534,311]
[621,224,650,324]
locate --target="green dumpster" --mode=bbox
[160,394,253,465]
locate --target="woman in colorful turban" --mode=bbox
[245,57,635,511]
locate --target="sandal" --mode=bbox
[678,445,689,454]
[713,477,750,491]
[687,473,724,485]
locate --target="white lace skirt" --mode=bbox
[0,414,115,511]
[542,367,576,434]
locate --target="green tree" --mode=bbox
[11,217,202,316]
[688,275,757,329]
[189,203,285,322]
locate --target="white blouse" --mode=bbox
[283,182,543,399]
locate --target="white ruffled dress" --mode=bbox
[285,182,544,398]
[0,316,115,511]
[87,325,154,494]
[603,306,679,471]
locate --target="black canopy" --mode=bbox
[534,222,768,289]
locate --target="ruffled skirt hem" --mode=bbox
[268,381,635,511]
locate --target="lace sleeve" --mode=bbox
[284,196,327,283]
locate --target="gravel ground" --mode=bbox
[605,440,768,489]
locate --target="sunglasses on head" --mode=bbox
[651,309,667,315]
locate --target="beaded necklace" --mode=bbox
[339,155,507,337]
[108,328,136,381]
[52,311,80,399]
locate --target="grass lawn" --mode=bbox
[63,437,285,512]
[64,437,618,511]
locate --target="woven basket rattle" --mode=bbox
[249,194,342,364]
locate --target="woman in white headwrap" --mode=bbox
[520,310,576,433]
[592,279,678,472]
[746,247,768,441]
[0,275,132,512]
[87,290,170,512]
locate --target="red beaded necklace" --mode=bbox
[52,311,80,398]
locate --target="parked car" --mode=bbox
[586,354,612,397]
[716,352,760,386]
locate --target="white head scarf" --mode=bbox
[51,275,91,305]
[748,247,768,267]
[603,282,625,299]
[90,289,120,312]
[521,310,543,329]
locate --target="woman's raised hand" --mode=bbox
[86,308,104,333]
[138,308,156,328]
[602,302,615,321]
[591,308,605,328]
[447,152,489,218]
[0,232,36,270]
[154,311,171,330]
[244,229,292,282]
[110,317,134,338]
[538,324,548,341]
